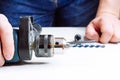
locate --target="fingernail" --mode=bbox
[4,53,13,60]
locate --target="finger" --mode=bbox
[85,22,99,41]
[110,21,120,42]
[0,43,5,66]
[100,22,113,43]
[0,15,14,60]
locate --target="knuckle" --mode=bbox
[0,14,12,32]
[100,40,108,44]
[86,29,94,37]
[88,33,94,37]
[86,31,92,37]
[104,29,113,36]
[0,14,8,21]
[86,32,96,40]
[88,32,96,37]
[100,38,108,44]
[113,34,120,41]
[99,17,104,22]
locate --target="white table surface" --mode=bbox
[0,27,120,80]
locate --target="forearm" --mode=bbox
[96,0,120,18]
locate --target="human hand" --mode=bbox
[0,14,14,66]
[85,13,120,43]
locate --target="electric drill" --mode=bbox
[6,16,54,63]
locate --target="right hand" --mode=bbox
[0,14,14,66]
[85,13,120,43]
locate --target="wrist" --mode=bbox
[97,0,120,19]
[96,10,119,19]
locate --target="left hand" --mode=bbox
[85,13,120,43]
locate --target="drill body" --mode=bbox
[6,30,20,63]
[6,16,54,63]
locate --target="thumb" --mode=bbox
[0,14,14,60]
[85,21,99,41]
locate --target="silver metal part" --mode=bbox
[68,40,96,44]
[35,35,54,57]
[38,49,54,57]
